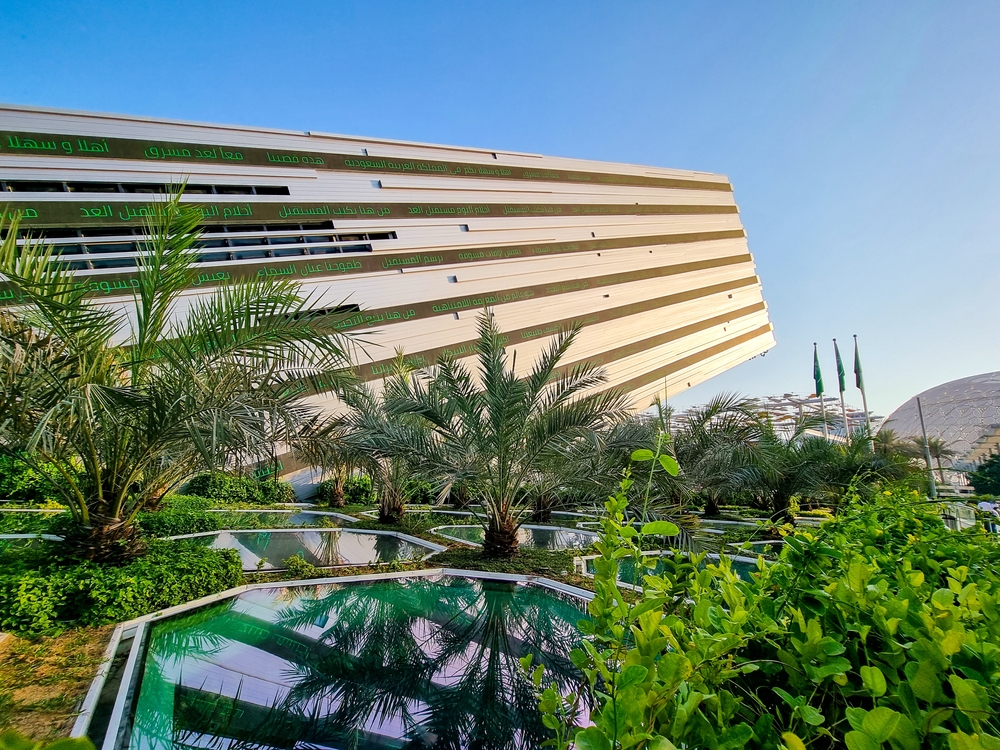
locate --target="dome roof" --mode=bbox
[882,371,1000,463]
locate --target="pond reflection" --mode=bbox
[434,525,597,551]
[127,575,589,749]
[181,529,436,571]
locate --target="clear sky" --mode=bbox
[1,1,997,416]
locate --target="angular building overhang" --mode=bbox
[0,104,774,409]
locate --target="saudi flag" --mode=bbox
[854,335,865,391]
[834,339,847,393]
[813,343,824,396]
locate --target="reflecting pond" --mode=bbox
[207,509,356,528]
[173,529,441,571]
[126,575,589,749]
[433,524,598,550]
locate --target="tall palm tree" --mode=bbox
[671,393,767,517]
[904,436,957,483]
[0,191,356,559]
[383,313,631,557]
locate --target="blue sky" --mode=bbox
[1,1,997,416]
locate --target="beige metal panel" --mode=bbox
[0,106,731,186]
[293,254,757,314]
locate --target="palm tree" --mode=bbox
[671,393,767,517]
[383,313,631,557]
[330,355,434,524]
[0,191,356,559]
[904,436,957,483]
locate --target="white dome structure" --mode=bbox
[882,371,1000,466]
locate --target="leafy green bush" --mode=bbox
[344,473,376,505]
[0,510,64,535]
[183,472,294,506]
[136,494,219,537]
[0,728,93,750]
[0,541,242,635]
[968,454,1000,496]
[259,478,296,505]
[403,478,436,505]
[281,553,321,578]
[531,462,1000,748]
[0,455,72,506]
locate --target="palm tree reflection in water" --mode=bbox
[128,577,588,749]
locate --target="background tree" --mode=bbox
[385,313,630,557]
[902,435,957,483]
[0,192,355,559]
[968,453,1000,496]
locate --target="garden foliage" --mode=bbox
[184,472,295,506]
[0,542,242,634]
[530,458,1000,749]
[968,455,1000,497]
[0,455,71,506]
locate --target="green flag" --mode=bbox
[813,343,824,396]
[834,339,846,393]
[853,335,865,391]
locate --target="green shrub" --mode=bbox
[281,553,321,579]
[0,455,73,506]
[531,467,1000,749]
[403,478,436,505]
[0,510,64,535]
[0,541,242,635]
[344,473,376,505]
[259,478,296,505]
[183,472,294,506]
[0,728,93,750]
[137,510,218,537]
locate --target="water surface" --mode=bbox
[176,529,438,571]
[127,575,589,749]
[434,524,597,550]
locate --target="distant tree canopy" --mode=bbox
[968,453,1000,496]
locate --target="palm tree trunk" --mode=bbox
[703,493,721,518]
[772,493,794,525]
[531,493,553,522]
[330,481,346,508]
[483,518,519,558]
[64,514,145,562]
[935,456,945,484]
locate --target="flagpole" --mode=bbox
[853,335,874,450]
[834,338,850,442]
[813,343,829,440]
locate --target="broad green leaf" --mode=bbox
[908,661,940,703]
[949,674,987,715]
[575,728,612,750]
[658,454,680,476]
[861,665,887,697]
[844,731,880,750]
[646,738,678,750]
[641,521,679,537]
[799,704,825,726]
[845,707,868,732]
[617,665,649,690]
[773,687,799,707]
[862,707,902,743]
[630,449,655,462]
[947,733,985,750]
[719,724,754,749]
[782,732,807,750]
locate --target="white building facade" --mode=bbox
[0,104,774,409]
